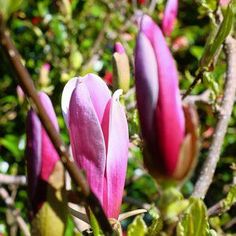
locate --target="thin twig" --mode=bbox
[183,90,211,104]
[182,70,205,99]
[0,15,113,235]
[208,200,223,216]
[148,0,157,14]
[192,36,236,199]
[0,187,30,236]
[0,174,26,185]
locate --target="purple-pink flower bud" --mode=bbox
[113,42,130,93]
[61,74,129,218]
[135,15,197,180]
[26,92,60,215]
[162,0,178,36]
[114,42,125,54]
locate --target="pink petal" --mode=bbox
[101,90,129,218]
[114,42,125,54]
[26,110,42,204]
[61,77,79,126]
[162,0,178,36]
[135,31,159,156]
[83,74,111,124]
[219,0,230,6]
[141,15,185,176]
[38,92,60,182]
[68,81,106,204]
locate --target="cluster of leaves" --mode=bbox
[0,0,236,235]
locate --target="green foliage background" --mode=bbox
[0,0,236,235]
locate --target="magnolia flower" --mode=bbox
[113,42,130,93]
[26,92,66,235]
[61,74,129,218]
[162,0,178,36]
[135,15,198,180]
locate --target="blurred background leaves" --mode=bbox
[0,0,236,235]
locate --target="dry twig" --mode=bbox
[0,187,30,236]
[0,174,26,186]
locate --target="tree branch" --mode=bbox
[192,36,236,198]
[0,15,113,235]
[0,174,26,185]
[0,187,30,236]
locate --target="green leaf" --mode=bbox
[200,3,233,69]
[202,72,219,97]
[0,0,23,20]
[64,217,75,236]
[165,200,190,220]
[127,215,147,236]
[89,209,104,236]
[146,217,163,236]
[159,187,183,212]
[176,198,211,236]
[222,185,236,212]
[0,135,22,160]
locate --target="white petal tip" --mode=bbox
[113,89,123,101]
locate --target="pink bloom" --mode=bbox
[26,92,59,215]
[135,15,192,180]
[16,85,25,104]
[61,74,129,218]
[219,0,230,6]
[114,42,125,54]
[162,0,178,36]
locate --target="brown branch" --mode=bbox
[192,36,236,199]
[0,187,30,236]
[148,0,157,14]
[208,200,224,216]
[0,174,26,185]
[0,15,113,235]
[182,70,205,99]
[183,90,211,104]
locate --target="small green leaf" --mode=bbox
[159,187,183,212]
[127,215,147,236]
[89,209,104,236]
[222,185,236,212]
[176,198,211,236]
[165,200,190,220]
[200,3,233,69]
[146,217,163,236]
[202,72,219,97]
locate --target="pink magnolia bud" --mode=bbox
[113,42,130,93]
[61,74,129,218]
[26,92,66,234]
[16,85,25,104]
[39,63,51,87]
[162,0,178,36]
[26,92,59,214]
[135,15,198,180]
[114,42,125,54]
